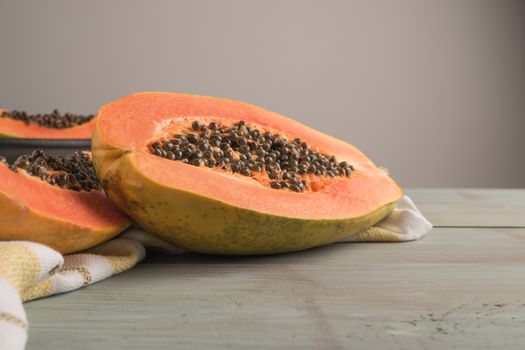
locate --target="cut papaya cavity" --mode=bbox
[92,92,403,255]
[0,109,96,138]
[148,118,354,193]
[0,151,131,254]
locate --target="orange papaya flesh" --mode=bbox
[0,108,96,139]
[92,92,403,255]
[0,156,131,254]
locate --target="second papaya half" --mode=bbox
[92,92,403,255]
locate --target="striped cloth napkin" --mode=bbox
[0,195,431,350]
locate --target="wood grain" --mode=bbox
[25,226,525,350]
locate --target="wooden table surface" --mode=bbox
[25,189,525,350]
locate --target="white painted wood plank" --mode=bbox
[406,188,525,204]
[405,188,525,227]
[25,227,525,350]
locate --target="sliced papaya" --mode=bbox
[0,151,130,254]
[92,92,403,255]
[0,109,96,138]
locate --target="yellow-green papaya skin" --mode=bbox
[92,129,396,255]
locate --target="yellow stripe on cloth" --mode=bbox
[58,267,92,286]
[20,279,54,302]
[350,226,402,242]
[0,243,40,292]
[87,238,146,274]
[0,311,28,331]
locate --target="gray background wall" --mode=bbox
[1,0,524,188]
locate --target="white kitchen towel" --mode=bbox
[0,195,431,350]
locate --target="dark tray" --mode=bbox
[0,138,91,162]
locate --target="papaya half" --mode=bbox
[0,108,96,138]
[92,92,403,255]
[0,151,130,254]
